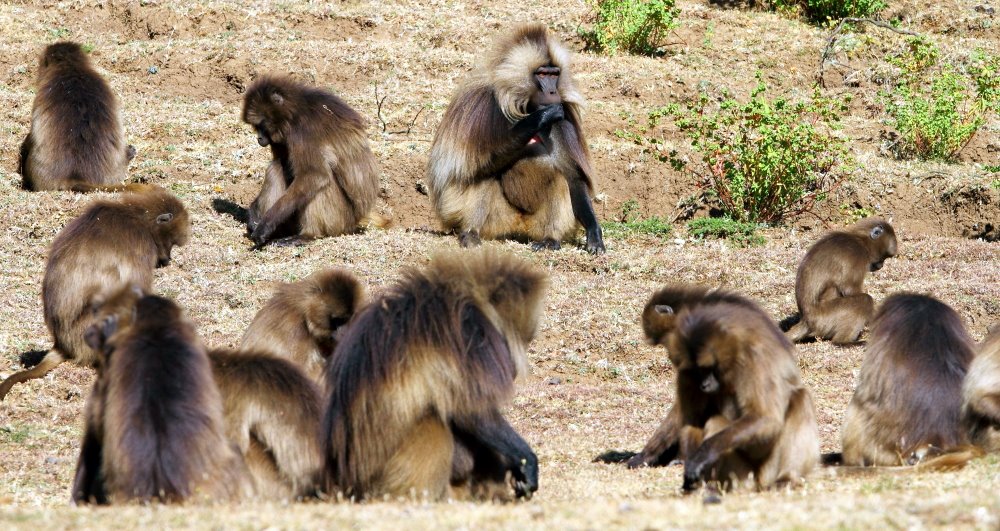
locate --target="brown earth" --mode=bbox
[0,0,999,529]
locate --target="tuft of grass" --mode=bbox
[686,217,765,247]
[1,425,31,444]
[601,199,673,240]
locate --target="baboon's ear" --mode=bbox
[870,225,884,239]
[156,213,173,224]
[654,304,674,315]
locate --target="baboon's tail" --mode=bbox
[0,350,66,401]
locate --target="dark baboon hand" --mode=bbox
[682,450,712,491]
[530,238,560,252]
[626,453,649,469]
[511,453,539,499]
[585,226,605,255]
[536,103,565,132]
[250,222,276,248]
[458,230,482,248]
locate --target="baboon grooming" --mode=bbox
[786,218,897,344]
[427,24,605,254]
[322,250,546,501]
[20,41,136,192]
[239,268,365,382]
[964,326,1000,452]
[72,288,253,504]
[241,75,382,246]
[598,286,820,491]
[209,349,324,499]
[841,293,975,466]
[0,186,190,401]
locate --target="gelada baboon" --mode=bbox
[964,326,1000,452]
[597,285,773,468]
[322,250,546,501]
[239,268,365,381]
[73,287,253,504]
[209,349,324,500]
[0,186,190,401]
[20,41,136,192]
[241,75,385,247]
[427,24,605,254]
[598,286,820,491]
[786,217,897,344]
[840,293,976,467]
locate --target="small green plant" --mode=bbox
[768,0,886,23]
[601,199,673,240]
[840,203,874,223]
[579,0,679,56]
[686,217,764,247]
[882,38,1000,161]
[648,75,850,224]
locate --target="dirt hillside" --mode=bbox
[0,0,998,529]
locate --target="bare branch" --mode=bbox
[372,81,427,135]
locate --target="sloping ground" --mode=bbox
[0,0,998,529]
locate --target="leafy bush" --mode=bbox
[649,75,850,224]
[768,0,886,23]
[686,217,764,247]
[882,38,1000,161]
[579,0,679,56]
[601,199,673,240]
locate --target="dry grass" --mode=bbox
[0,0,999,529]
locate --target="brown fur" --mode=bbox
[209,349,324,500]
[964,326,1000,451]
[72,288,253,504]
[241,75,384,246]
[20,42,135,192]
[0,185,190,401]
[321,250,546,501]
[786,217,897,344]
[427,24,605,253]
[599,287,819,491]
[239,268,365,382]
[841,293,975,466]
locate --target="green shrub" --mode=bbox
[651,75,850,224]
[601,199,673,240]
[882,38,1000,161]
[686,217,764,247]
[579,0,679,56]
[769,0,886,23]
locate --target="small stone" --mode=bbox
[415,180,428,195]
[148,66,159,74]
[544,376,562,385]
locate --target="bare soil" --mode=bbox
[0,0,998,529]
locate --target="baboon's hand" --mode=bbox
[512,454,539,499]
[585,226,606,255]
[625,452,650,469]
[250,222,275,248]
[536,103,565,132]
[682,450,713,492]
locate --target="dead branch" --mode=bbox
[373,81,427,135]
[818,18,921,88]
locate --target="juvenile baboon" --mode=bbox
[209,349,324,500]
[322,250,546,501]
[786,218,897,344]
[241,75,384,246]
[72,287,253,504]
[239,268,365,382]
[841,293,975,466]
[427,23,605,254]
[964,326,1000,452]
[19,41,136,192]
[0,186,190,401]
[598,287,819,491]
